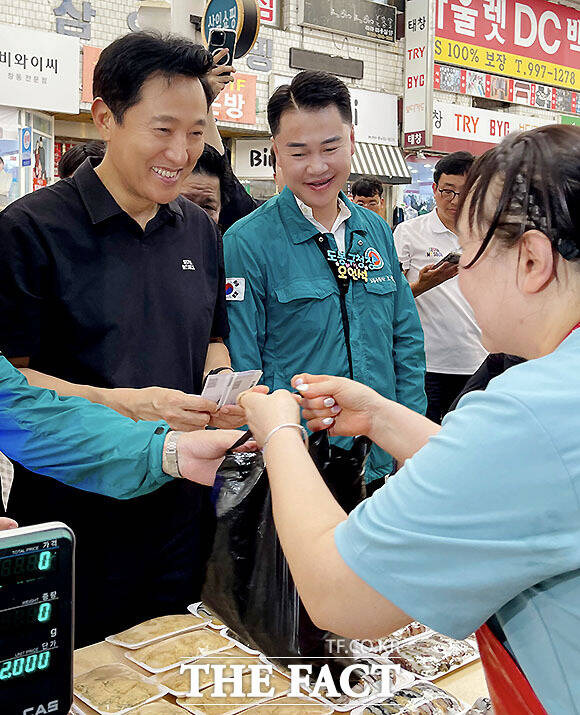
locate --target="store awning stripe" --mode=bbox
[351,142,411,184]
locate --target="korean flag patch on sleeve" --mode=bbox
[225,277,246,301]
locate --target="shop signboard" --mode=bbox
[20,126,31,167]
[352,88,398,145]
[234,138,273,178]
[300,0,396,43]
[259,0,280,27]
[212,72,257,124]
[562,114,580,125]
[0,24,80,114]
[435,0,580,93]
[404,0,435,148]
[432,100,552,152]
[271,75,399,146]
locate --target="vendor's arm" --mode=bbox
[296,374,439,463]
[239,389,412,637]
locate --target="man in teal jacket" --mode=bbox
[224,72,426,486]
[0,355,249,504]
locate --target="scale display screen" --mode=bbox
[0,522,74,715]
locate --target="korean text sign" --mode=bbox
[435,0,580,91]
[404,0,435,148]
[0,24,80,113]
[212,73,257,124]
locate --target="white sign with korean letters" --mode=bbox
[0,25,80,114]
[433,101,552,144]
[403,0,435,148]
[234,139,274,179]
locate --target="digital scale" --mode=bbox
[0,522,74,715]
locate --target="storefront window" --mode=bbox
[0,107,20,209]
[401,153,440,218]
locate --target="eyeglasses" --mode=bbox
[437,188,461,201]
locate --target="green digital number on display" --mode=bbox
[38,551,51,570]
[0,651,51,681]
[37,603,51,622]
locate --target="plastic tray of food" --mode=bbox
[127,702,186,715]
[73,663,168,715]
[125,628,235,674]
[351,623,431,658]
[106,614,211,649]
[242,695,334,714]
[188,601,226,630]
[351,680,468,715]
[175,671,291,715]
[378,633,479,681]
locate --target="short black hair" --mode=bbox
[267,71,352,136]
[433,151,475,184]
[192,144,235,209]
[58,141,106,178]
[351,176,383,198]
[93,32,214,123]
[270,147,276,173]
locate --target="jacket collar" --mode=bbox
[277,186,356,244]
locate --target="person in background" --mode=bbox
[0,31,243,646]
[240,124,580,714]
[181,143,232,226]
[223,70,426,493]
[350,176,385,216]
[58,140,106,179]
[394,151,487,423]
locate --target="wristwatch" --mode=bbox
[162,430,183,479]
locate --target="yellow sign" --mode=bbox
[434,37,580,93]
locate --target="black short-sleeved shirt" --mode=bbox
[0,158,229,645]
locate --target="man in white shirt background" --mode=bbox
[394,151,487,423]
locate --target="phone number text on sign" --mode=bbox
[435,0,580,92]
[435,37,580,91]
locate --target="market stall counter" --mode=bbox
[71,611,489,715]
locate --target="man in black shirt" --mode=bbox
[0,32,245,645]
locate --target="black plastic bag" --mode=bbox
[202,430,371,671]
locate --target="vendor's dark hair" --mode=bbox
[58,141,106,178]
[433,151,474,184]
[457,124,580,266]
[268,71,352,136]
[93,32,213,123]
[351,176,383,198]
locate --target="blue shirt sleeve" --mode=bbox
[0,357,172,499]
[335,387,580,638]
[223,223,267,374]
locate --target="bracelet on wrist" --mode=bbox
[162,430,184,479]
[262,423,308,466]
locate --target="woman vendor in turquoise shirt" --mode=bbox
[240,125,580,713]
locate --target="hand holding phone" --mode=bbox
[208,28,237,65]
[432,252,461,270]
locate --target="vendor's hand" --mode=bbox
[237,389,299,447]
[413,262,458,295]
[176,430,258,486]
[0,517,18,531]
[292,374,380,437]
[110,387,218,431]
[208,49,236,101]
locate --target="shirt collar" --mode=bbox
[294,194,351,236]
[276,186,352,244]
[72,157,184,225]
[430,208,457,236]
